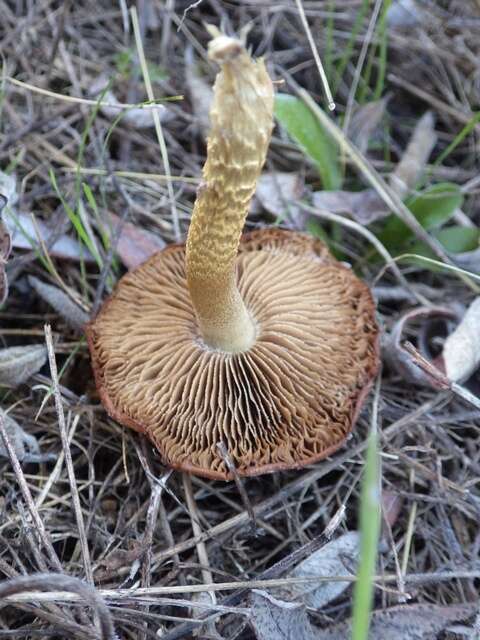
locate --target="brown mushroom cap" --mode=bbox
[86,228,379,480]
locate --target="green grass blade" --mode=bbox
[351,381,381,640]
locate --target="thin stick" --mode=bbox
[343,0,384,136]
[182,474,218,629]
[130,6,180,241]
[297,201,428,306]
[285,74,479,294]
[217,442,257,529]
[5,76,166,111]
[44,324,94,585]
[295,0,335,111]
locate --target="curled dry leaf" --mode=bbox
[441,297,480,382]
[385,306,460,386]
[314,603,476,640]
[28,277,90,331]
[0,345,47,388]
[90,77,170,129]
[251,590,318,640]
[0,409,40,462]
[109,212,166,269]
[349,97,389,155]
[281,531,359,609]
[390,111,436,200]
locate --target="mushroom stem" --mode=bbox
[185,30,274,353]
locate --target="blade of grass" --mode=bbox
[351,375,381,640]
[130,5,180,241]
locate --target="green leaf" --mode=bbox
[378,182,463,250]
[275,94,342,190]
[407,226,480,271]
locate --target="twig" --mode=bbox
[217,442,257,530]
[0,574,117,640]
[44,325,93,585]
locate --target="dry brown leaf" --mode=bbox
[282,532,359,609]
[0,345,47,388]
[442,297,480,382]
[349,98,389,154]
[0,409,40,462]
[390,111,436,199]
[185,46,213,136]
[315,603,476,639]
[251,590,318,640]
[253,172,305,222]
[311,189,387,225]
[28,277,89,331]
[109,212,166,269]
[387,0,422,28]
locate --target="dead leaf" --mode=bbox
[90,77,170,129]
[311,189,387,225]
[0,199,12,306]
[315,603,476,639]
[0,409,40,462]
[349,98,389,155]
[5,211,95,263]
[442,297,480,382]
[253,173,305,224]
[0,345,47,388]
[282,532,359,609]
[185,46,212,136]
[390,111,436,199]
[311,112,436,225]
[109,212,166,269]
[387,0,422,28]
[28,277,90,331]
[251,590,319,640]
[0,171,17,207]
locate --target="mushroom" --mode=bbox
[86,29,380,480]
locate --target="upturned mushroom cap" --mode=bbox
[86,228,379,480]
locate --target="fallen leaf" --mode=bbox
[5,211,95,263]
[185,46,212,136]
[0,409,40,462]
[109,212,166,269]
[0,171,17,206]
[28,277,90,331]
[311,189,387,225]
[387,0,422,28]
[349,97,389,155]
[311,112,436,227]
[251,590,318,640]
[390,112,436,199]
[315,603,476,639]
[253,173,305,223]
[282,532,359,609]
[442,297,480,382]
[90,76,170,129]
[0,202,12,306]
[0,345,47,388]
